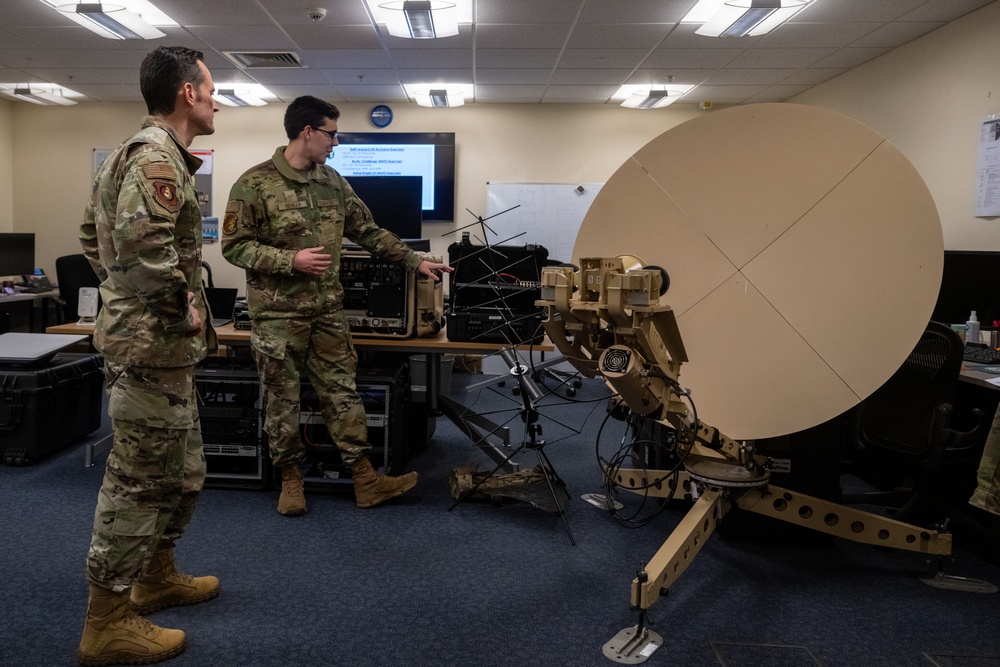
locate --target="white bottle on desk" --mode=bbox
[967,310,981,345]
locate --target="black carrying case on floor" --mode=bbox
[0,353,103,465]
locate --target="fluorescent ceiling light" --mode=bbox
[0,84,79,105]
[620,90,681,109]
[213,85,273,107]
[683,0,811,37]
[369,0,470,39]
[47,1,175,39]
[404,83,472,107]
[612,84,694,109]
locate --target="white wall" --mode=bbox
[11,99,699,291]
[792,0,1000,250]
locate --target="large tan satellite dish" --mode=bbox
[573,103,942,440]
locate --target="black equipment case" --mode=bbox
[0,353,103,465]
[292,361,411,492]
[447,240,548,345]
[195,358,270,490]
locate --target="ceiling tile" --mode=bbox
[301,50,394,69]
[153,0,275,26]
[756,22,883,48]
[187,26,297,51]
[476,49,561,69]
[550,68,634,85]
[237,68,330,85]
[474,24,570,49]
[578,0,688,24]
[475,69,551,85]
[395,68,474,84]
[703,68,802,86]
[390,49,473,69]
[727,48,837,69]
[566,24,673,49]
[328,84,407,101]
[474,84,546,102]
[557,49,650,69]
[321,69,402,85]
[850,21,947,48]
[643,48,746,69]
[812,47,894,69]
[475,0,585,24]
[283,25,384,50]
[900,0,999,21]
[542,85,619,101]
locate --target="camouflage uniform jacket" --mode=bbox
[221,147,422,321]
[80,115,216,367]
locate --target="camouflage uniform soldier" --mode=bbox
[222,95,451,515]
[77,47,221,666]
[970,407,1000,516]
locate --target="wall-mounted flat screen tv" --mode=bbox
[326,132,455,222]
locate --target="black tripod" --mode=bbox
[446,348,576,545]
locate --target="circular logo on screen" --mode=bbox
[370,104,393,128]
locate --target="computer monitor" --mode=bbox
[347,175,423,240]
[0,233,35,277]
[931,250,1000,326]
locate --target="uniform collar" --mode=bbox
[272,147,330,184]
[140,116,203,175]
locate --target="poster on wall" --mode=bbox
[92,148,111,175]
[976,113,1000,217]
[191,149,214,218]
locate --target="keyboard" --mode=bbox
[18,285,55,294]
[963,344,1000,364]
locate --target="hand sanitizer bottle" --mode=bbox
[967,311,981,345]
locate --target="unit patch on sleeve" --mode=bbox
[153,181,181,213]
[223,213,238,236]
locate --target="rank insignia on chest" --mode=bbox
[153,181,180,212]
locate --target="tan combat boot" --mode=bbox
[130,548,220,615]
[351,456,418,508]
[77,583,185,666]
[278,464,307,516]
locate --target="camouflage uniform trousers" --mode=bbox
[970,405,1000,516]
[251,310,369,469]
[86,362,205,592]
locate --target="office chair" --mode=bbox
[842,321,989,526]
[54,254,100,324]
[201,261,215,288]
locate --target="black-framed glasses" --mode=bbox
[311,126,338,141]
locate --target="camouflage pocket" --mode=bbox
[251,327,287,360]
[107,367,197,429]
[110,507,159,537]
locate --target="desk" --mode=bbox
[0,288,59,332]
[961,362,1000,391]
[46,321,554,411]
[47,321,556,470]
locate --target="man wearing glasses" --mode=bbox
[222,95,450,516]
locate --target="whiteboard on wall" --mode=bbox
[485,182,603,262]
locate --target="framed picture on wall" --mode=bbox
[92,148,111,175]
